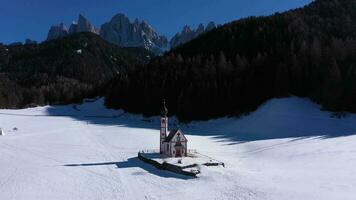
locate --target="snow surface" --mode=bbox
[0,97,355,200]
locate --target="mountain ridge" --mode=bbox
[46,13,217,54]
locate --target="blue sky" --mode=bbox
[0,0,312,44]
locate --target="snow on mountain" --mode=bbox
[0,97,355,200]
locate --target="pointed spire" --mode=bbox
[161,99,168,117]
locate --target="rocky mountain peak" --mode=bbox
[47,22,69,41]
[46,13,214,53]
[59,22,68,32]
[47,15,99,41]
[77,14,97,34]
[69,21,78,34]
[196,24,205,35]
[25,39,37,45]
[182,25,192,34]
[206,21,217,32]
[169,22,217,49]
[99,13,168,54]
[111,13,131,25]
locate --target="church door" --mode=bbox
[175,149,181,157]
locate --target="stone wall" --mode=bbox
[138,152,199,177]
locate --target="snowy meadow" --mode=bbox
[0,97,355,200]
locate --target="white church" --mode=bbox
[159,100,188,157]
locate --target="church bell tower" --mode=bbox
[160,99,168,154]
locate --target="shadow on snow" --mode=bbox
[41,97,356,142]
[64,157,194,180]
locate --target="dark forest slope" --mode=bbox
[106,0,356,121]
[0,33,152,108]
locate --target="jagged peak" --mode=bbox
[182,25,192,33]
[111,13,130,22]
[196,23,205,33]
[78,14,90,24]
[78,13,86,20]
[197,23,205,29]
[206,21,217,31]
[59,22,68,30]
[169,22,217,49]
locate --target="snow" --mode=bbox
[0,97,355,200]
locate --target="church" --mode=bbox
[160,100,188,157]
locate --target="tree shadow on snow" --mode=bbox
[43,98,356,143]
[64,157,194,180]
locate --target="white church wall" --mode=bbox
[170,130,187,143]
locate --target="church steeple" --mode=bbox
[161,99,168,117]
[160,99,168,154]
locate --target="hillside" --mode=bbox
[0,33,152,108]
[0,97,355,199]
[105,0,356,121]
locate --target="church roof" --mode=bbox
[164,129,178,142]
[164,129,187,142]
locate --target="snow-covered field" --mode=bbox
[0,97,355,200]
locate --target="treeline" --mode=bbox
[0,33,152,108]
[105,0,356,121]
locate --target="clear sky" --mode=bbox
[0,0,312,44]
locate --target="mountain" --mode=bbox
[105,0,356,121]
[0,32,153,108]
[47,14,98,41]
[47,22,69,41]
[25,39,37,45]
[46,13,167,54]
[100,13,168,54]
[170,22,217,49]
[77,14,99,34]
